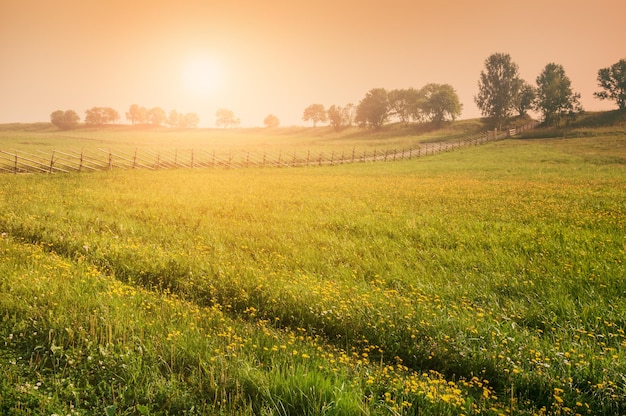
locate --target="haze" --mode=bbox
[1,0,624,127]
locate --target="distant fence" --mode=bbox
[0,123,538,174]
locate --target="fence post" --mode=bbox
[108,151,113,170]
[49,151,55,174]
[79,150,84,172]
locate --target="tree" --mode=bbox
[327,105,344,131]
[50,109,80,129]
[263,114,280,128]
[535,63,582,126]
[302,104,327,127]
[146,107,166,126]
[475,53,523,129]
[183,112,200,128]
[515,81,536,116]
[594,58,626,110]
[327,104,356,130]
[85,107,119,125]
[216,108,240,128]
[167,109,181,127]
[126,104,147,124]
[342,103,355,127]
[422,84,462,124]
[388,88,424,124]
[355,88,389,129]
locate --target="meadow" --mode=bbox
[0,118,625,415]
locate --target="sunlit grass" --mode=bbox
[1,135,625,414]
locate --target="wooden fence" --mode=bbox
[0,123,537,174]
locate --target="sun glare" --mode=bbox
[182,55,222,95]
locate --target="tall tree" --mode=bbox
[515,81,536,116]
[355,88,389,129]
[475,53,522,129]
[50,110,80,129]
[594,58,626,110]
[216,108,240,128]
[535,63,582,126]
[422,84,462,124]
[302,104,327,127]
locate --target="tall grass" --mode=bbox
[1,135,625,414]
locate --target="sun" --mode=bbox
[181,55,222,96]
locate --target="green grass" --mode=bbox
[0,123,625,414]
[0,118,495,156]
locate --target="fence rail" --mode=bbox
[0,123,537,174]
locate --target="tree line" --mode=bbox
[50,56,625,131]
[302,83,463,131]
[301,56,625,130]
[50,105,200,130]
[475,54,626,128]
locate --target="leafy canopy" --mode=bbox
[302,104,327,127]
[535,63,582,126]
[475,53,522,129]
[594,58,626,110]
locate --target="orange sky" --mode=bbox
[1,0,625,127]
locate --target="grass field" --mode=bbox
[1,116,625,415]
[0,118,501,154]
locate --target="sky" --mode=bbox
[1,0,625,127]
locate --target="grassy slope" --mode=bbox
[0,118,501,155]
[0,113,625,415]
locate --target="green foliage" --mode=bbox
[355,88,389,129]
[421,83,462,124]
[594,58,626,110]
[475,53,523,129]
[388,88,424,124]
[535,63,582,126]
[515,81,536,116]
